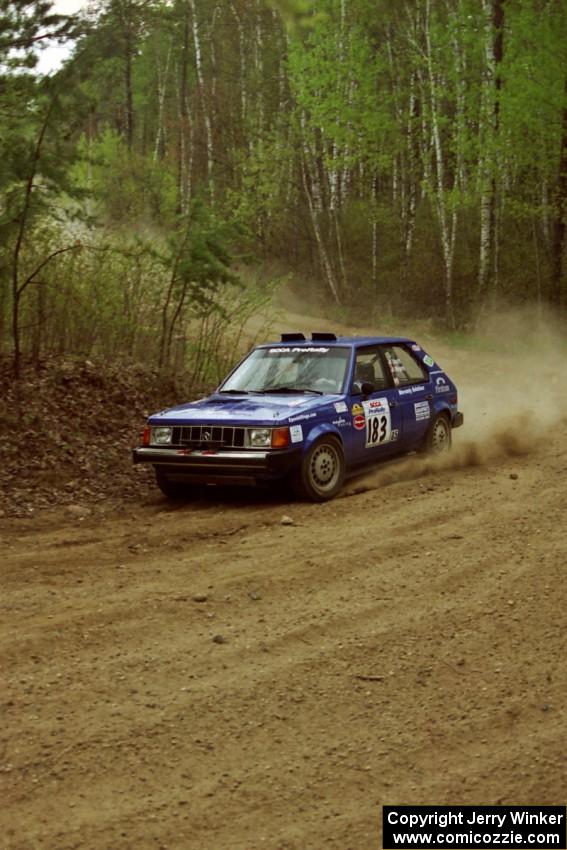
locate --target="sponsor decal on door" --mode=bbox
[362,398,392,447]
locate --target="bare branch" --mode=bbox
[18,244,81,296]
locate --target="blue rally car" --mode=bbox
[133,333,464,502]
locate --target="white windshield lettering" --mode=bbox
[268,347,330,354]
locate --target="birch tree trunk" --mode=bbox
[188,0,214,203]
[230,3,247,126]
[392,34,418,293]
[329,0,348,291]
[371,176,378,294]
[301,114,341,305]
[275,17,293,208]
[176,9,191,215]
[405,77,419,262]
[478,0,504,301]
[209,6,219,106]
[302,158,341,305]
[154,41,171,161]
[254,0,265,143]
[424,0,456,328]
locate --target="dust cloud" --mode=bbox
[345,305,567,495]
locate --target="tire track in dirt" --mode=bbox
[2,310,567,850]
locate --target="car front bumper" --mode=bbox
[132,446,302,485]
[452,412,464,429]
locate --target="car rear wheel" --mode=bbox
[424,414,452,454]
[292,437,345,502]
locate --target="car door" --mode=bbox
[347,345,403,465]
[380,343,433,449]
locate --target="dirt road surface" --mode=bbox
[2,312,567,850]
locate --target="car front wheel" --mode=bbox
[425,414,452,454]
[293,437,345,502]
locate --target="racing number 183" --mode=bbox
[367,414,388,446]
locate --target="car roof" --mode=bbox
[257,335,415,348]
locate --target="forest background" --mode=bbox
[1,0,566,384]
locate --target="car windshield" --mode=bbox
[220,345,351,395]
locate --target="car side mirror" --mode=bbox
[351,380,375,396]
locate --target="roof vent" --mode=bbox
[280,333,306,342]
[311,332,337,341]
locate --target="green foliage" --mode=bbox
[287,4,396,170]
[268,0,325,31]
[3,0,567,373]
[501,0,567,189]
[72,129,178,223]
[162,199,242,315]
[226,130,297,242]
[0,0,75,69]
[4,215,267,383]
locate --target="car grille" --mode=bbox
[171,424,246,449]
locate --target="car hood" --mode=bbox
[148,392,341,425]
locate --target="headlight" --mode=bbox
[151,426,173,445]
[247,427,290,448]
[248,428,271,447]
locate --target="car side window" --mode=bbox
[382,345,428,386]
[352,346,389,392]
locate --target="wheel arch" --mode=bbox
[303,422,345,453]
[431,400,452,422]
